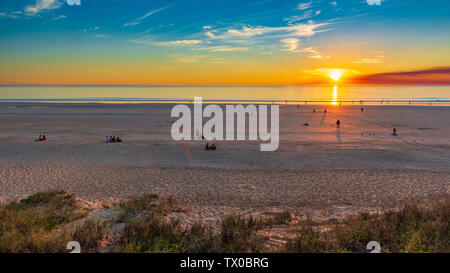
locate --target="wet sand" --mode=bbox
[0,103,449,223]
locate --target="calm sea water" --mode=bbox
[0,85,449,105]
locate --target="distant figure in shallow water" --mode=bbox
[393,128,397,136]
[205,143,210,150]
[324,109,327,113]
[336,120,341,128]
[313,108,315,113]
[361,107,364,112]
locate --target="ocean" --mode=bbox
[0,85,449,105]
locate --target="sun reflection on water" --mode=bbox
[331,85,338,105]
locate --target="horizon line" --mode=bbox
[1,83,450,87]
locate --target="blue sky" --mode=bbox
[0,0,449,85]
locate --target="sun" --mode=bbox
[328,69,344,82]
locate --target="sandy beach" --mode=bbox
[0,103,449,224]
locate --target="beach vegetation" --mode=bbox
[0,191,105,253]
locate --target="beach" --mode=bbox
[0,103,449,224]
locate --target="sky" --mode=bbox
[0,0,449,85]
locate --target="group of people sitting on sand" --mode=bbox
[205,143,217,150]
[105,136,122,143]
[36,135,47,142]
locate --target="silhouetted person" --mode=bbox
[393,128,397,136]
[324,109,327,113]
[361,107,364,112]
[336,120,341,128]
[205,143,210,150]
[117,136,122,143]
[313,108,315,113]
[211,143,216,150]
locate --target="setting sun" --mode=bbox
[328,69,344,82]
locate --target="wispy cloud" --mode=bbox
[297,2,312,10]
[281,38,301,52]
[170,54,226,63]
[287,23,330,36]
[139,28,153,35]
[205,22,331,40]
[300,47,327,59]
[352,67,450,84]
[284,10,321,24]
[195,46,249,52]
[159,40,203,45]
[25,0,63,15]
[202,22,331,56]
[171,54,207,63]
[0,11,22,19]
[129,36,154,45]
[227,26,267,37]
[353,53,385,64]
[366,0,382,6]
[52,14,67,20]
[281,39,327,58]
[123,6,170,27]
[131,38,202,47]
[353,58,383,64]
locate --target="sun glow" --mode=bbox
[328,69,344,82]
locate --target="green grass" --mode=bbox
[115,194,218,252]
[0,191,105,253]
[1,191,448,253]
[115,195,272,253]
[287,197,449,253]
[218,214,267,253]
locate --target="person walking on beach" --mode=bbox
[336,120,341,128]
[361,107,364,112]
